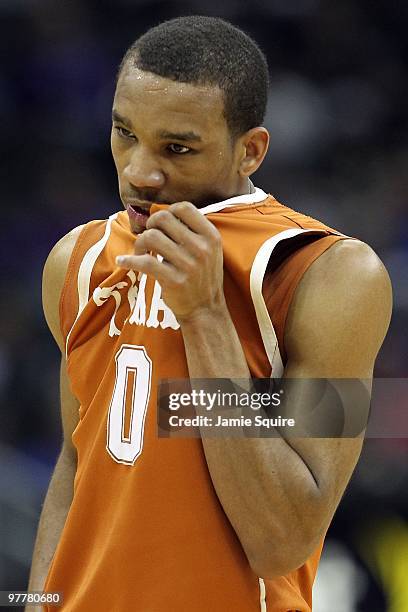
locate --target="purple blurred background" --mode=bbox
[0,2,407,610]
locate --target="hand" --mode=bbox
[116,201,225,320]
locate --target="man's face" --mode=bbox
[111,66,245,233]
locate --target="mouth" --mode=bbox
[124,201,152,231]
[125,201,152,215]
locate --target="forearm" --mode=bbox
[180,298,250,379]
[26,445,75,602]
[180,304,320,577]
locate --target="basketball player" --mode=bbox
[27,16,392,612]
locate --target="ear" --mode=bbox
[238,127,269,177]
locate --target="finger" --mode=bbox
[147,209,190,242]
[116,253,179,286]
[146,209,209,259]
[168,201,221,243]
[134,228,195,271]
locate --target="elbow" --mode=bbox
[241,493,329,579]
[248,551,306,580]
[246,532,323,580]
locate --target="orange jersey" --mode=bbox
[44,189,348,611]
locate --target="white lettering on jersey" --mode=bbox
[146,279,180,330]
[126,270,139,310]
[94,257,180,334]
[129,273,147,326]
[93,279,130,337]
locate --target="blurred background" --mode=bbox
[0,1,407,610]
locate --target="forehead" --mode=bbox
[113,67,227,136]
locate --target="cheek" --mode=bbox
[110,137,118,166]
[111,142,124,174]
[209,151,235,181]
[201,149,229,175]
[110,132,124,165]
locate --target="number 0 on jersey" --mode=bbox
[106,344,152,465]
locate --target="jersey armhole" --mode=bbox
[58,221,106,348]
[264,234,350,366]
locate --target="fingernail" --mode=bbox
[116,256,125,265]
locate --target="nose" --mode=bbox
[123,147,166,189]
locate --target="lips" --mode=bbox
[124,201,151,231]
[129,205,149,218]
[125,201,152,215]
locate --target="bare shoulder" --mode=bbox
[291,239,392,306]
[42,225,84,352]
[285,239,393,377]
[301,238,390,283]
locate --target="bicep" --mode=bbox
[284,239,392,378]
[42,225,84,353]
[42,226,83,454]
[277,240,392,525]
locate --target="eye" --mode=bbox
[167,143,191,155]
[114,126,136,140]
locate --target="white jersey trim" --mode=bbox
[250,228,332,378]
[65,213,118,358]
[199,187,268,215]
[63,188,267,357]
[259,577,267,611]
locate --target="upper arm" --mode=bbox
[42,225,84,455]
[42,225,84,353]
[278,239,392,540]
[284,238,392,378]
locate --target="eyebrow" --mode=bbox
[112,110,202,143]
[157,130,202,143]
[112,109,131,126]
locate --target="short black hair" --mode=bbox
[118,16,269,138]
